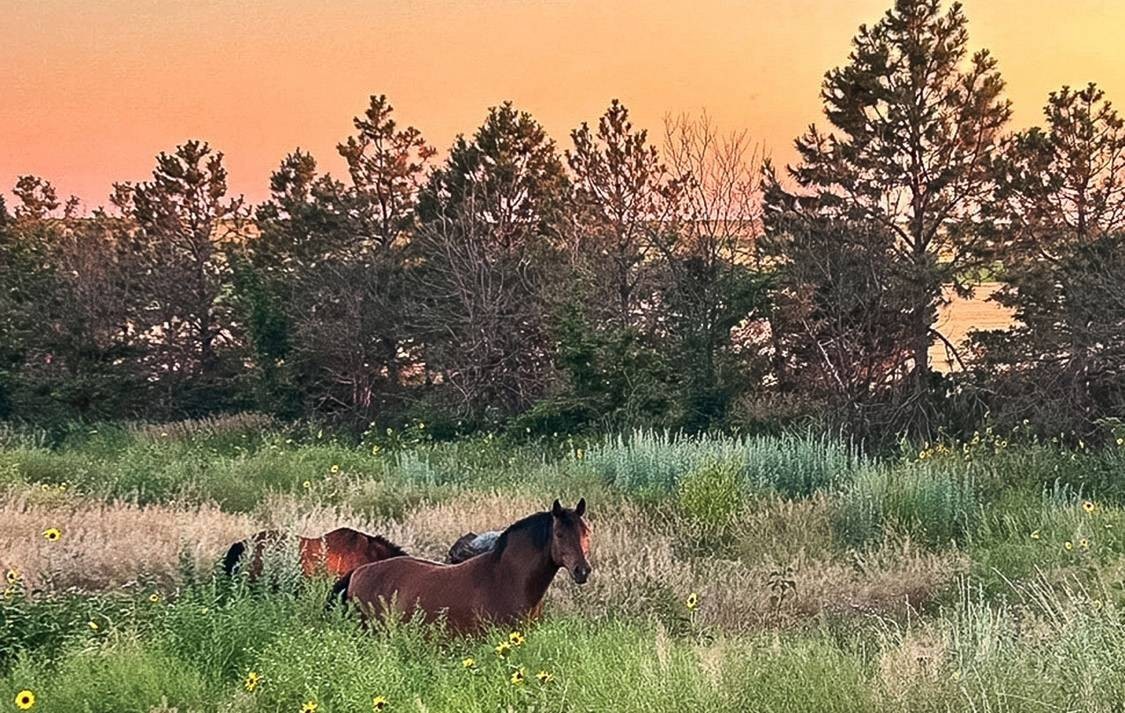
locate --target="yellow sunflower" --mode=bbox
[301,701,318,713]
[14,690,35,710]
[461,657,476,669]
[1064,541,1074,551]
[510,668,526,686]
[536,670,554,684]
[148,593,161,604]
[494,642,511,658]
[686,592,700,611]
[244,671,261,692]
[372,695,389,711]
[1083,501,1096,513]
[508,631,526,647]
[42,528,62,542]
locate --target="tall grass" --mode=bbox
[833,461,978,549]
[586,429,865,498]
[4,573,1125,712]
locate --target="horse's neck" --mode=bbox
[490,536,558,610]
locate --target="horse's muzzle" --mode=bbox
[571,564,591,584]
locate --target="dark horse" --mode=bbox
[222,527,407,580]
[329,499,591,633]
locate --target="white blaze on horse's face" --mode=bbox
[551,498,592,584]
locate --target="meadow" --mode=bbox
[2,415,1125,712]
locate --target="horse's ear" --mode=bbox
[552,499,564,517]
[575,498,586,517]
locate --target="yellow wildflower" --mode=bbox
[536,670,554,684]
[1083,500,1096,513]
[42,527,62,542]
[372,695,388,711]
[330,464,340,474]
[301,702,318,713]
[5,569,20,584]
[1030,530,1040,540]
[494,642,511,658]
[510,668,526,686]
[15,690,35,710]
[686,592,700,611]
[462,657,476,669]
[508,631,526,647]
[244,671,261,692]
[1080,538,1090,550]
[302,480,312,490]
[148,593,161,604]
[1064,541,1074,551]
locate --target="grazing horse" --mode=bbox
[222,527,407,580]
[330,499,591,633]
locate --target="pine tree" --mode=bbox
[415,103,570,421]
[975,83,1125,434]
[767,0,1010,435]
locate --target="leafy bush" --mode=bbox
[678,459,744,534]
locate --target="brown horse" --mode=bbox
[222,527,407,580]
[329,499,591,633]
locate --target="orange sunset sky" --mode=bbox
[3,0,1124,207]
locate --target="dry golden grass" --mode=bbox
[0,485,256,590]
[875,629,950,704]
[0,485,964,631]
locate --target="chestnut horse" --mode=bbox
[329,499,591,633]
[222,527,407,580]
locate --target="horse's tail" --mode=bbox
[325,570,354,613]
[221,540,246,577]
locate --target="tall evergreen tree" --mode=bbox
[415,103,570,421]
[567,100,683,330]
[766,0,1010,435]
[123,141,249,415]
[975,83,1125,434]
[242,95,433,425]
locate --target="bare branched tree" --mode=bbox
[655,113,770,426]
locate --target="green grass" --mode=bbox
[5,579,1125,712]
[3,418,1125,711]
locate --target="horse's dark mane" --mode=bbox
[323,526,408,558]
[491,511,553,557]
[368,533,408,558]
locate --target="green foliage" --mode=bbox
[678,458,744,534]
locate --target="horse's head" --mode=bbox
[550,498,591,584]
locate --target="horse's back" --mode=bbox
[347,556,459,611]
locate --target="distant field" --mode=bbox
[931,282,1015,371]
[2,422,1125,711]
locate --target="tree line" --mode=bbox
[2,0,1123,443]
